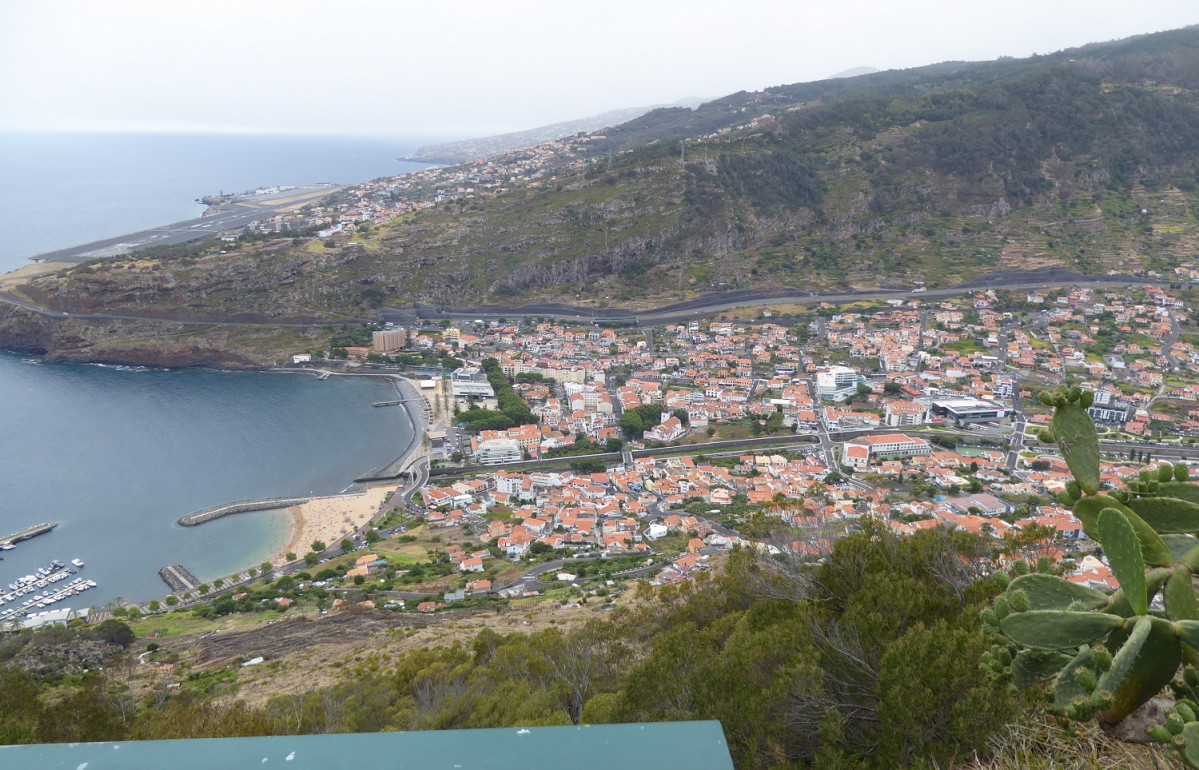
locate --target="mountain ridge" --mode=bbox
[6,26,1199,363]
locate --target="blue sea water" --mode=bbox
[0,355,415,607]
[0,131,448,272]
[0,131,447,607]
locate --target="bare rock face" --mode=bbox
[1104,696,1172,743]
[0,304,263,368]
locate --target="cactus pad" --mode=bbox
[1012,649,1073,688]
[1006,573,1108,612]
[1098,508,1147,615]
[1098,616,1182,724]
[1052,402,1100,495]
[1001,610,1123,650]
[1157,481,1199,503]
[1166,565,1199,621]
[1052,646,1095,711]
[1073,494,1174,568]
[1128,496,1199,534]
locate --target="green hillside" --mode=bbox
[12,27,1199,323]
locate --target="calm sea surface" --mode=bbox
[0,355,414,606]
[0,131,447,608]
[0,130,451,273]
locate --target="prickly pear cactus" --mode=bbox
[988,385,1199,765]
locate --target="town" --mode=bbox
[284,279,1199,608]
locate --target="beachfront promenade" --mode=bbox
[147,366,434,604]
[173,367,429,530]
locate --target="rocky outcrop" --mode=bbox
[0,304,265,368]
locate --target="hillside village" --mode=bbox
[354,280,1199,605]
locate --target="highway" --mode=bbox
[25,184,342,264]
[0,260,1182,338]
[380,268,1183,328]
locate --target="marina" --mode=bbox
[0,558,96,626]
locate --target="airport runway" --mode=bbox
[27,184,343,264]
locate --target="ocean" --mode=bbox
[0,130,449,273]
[0,355,415,608]
[0,131,445,608]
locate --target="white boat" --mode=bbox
[71,559,84,568]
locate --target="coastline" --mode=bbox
[177,368,430,583]
[266,484,400,567]
[0,354,427,612]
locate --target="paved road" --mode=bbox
[26,185,343,264]
[0,265,1178,337]
[382,271,1178,328]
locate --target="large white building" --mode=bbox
[884,401,927,427]
[841,433,932,470]
[928,397,1010,423]
[816,366,860,401]
[451,367,496,398]
[476,438,522,465]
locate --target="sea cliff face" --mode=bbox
[0,304,268,368]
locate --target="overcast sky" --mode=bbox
[1,1,1196,139]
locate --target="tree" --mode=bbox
[198,584,210,595]
[91,619,135,647]
[305,553,319,567]
[164,595,179,607]
[285,552,297,562]
[365,530,381,544]
[341,539,354,553]
[311,541,326,553]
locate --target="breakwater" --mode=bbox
[0,522,58,548]
[158,564,200,594]
[177,491,371,528]
[177,498,311,527]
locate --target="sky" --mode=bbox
[1,0,1196,139]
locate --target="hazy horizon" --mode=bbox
[2,1,1196,139]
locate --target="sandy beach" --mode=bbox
[269,484,399,565]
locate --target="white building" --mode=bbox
[928,397,1010,423]
[841,433,932,470]
[476,438,522,465]
[884,401,927,427]
[816,366,860,401]
[451,367,496,398]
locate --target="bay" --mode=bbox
[0,353,414,608]
[0,130,453,612]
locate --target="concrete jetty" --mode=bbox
[177,497,311,527]
[0,522,58,548]
[158,564,200,594]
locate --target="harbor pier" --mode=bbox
[0,522,58,549]
[158,564,201,594]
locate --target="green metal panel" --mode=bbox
[0,720,734,769]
